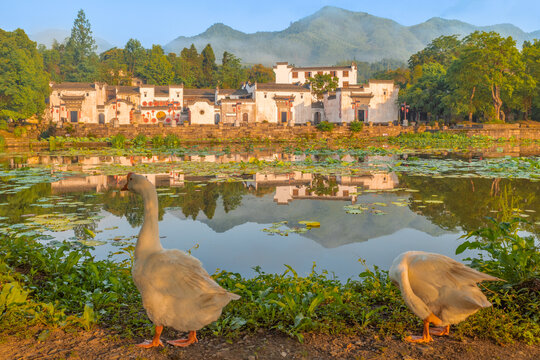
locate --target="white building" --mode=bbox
[273,62,358,88]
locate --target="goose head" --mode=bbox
[121,172,151,194]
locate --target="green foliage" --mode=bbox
[307,73,339,99]
[316,121,334,132]
[110,134,126,149]
[13,126,27,138]
[151,135,164,147]
[201,44,217,87]
[219,51,245,89]
[408,35,462,70]
[131,134,148,147]
[141,45,174,85]
[247,64,275,83]
[0,28,50,121]
[123,38,146,78]
[163,134,180,148]
[0,120,8,130]
[349,121,363,132]
[62,9,99,82]
[457,218,540,284]
[0,135,4,149]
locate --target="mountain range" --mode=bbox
[29,6,540,66]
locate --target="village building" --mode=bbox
[323,80,399,124]
[273,62,358,88]
[47,62,398,126]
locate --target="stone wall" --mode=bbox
[52,122,414,141]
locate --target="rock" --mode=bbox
[281,351,287,357]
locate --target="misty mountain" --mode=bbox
[29,29,114,54]
[163,6,540,65]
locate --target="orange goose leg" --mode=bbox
[430,325,450,336]
[167,331,198,347]
[405,313,443,343]
[136,325,164,348]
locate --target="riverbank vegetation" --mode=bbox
[0,217,538,344]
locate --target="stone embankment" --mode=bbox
[3,122,540,147]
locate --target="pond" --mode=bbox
[1,149,539,280]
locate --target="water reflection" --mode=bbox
[1,152,539,279]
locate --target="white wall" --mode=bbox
[190,102,215,125]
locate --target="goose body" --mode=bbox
[123,173,240,348]
[389,251,500,342]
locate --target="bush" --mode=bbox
[0,135,5,148]
[13,126,27,138]
[164,134,180,148]
[132,134,148,147]
[110,134,126,149]
[0,120,8,131]
[316,121,334,132]
[349,121,364,132]
[151,135,164,147]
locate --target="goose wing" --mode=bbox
[142,249,240,307]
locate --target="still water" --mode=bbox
[1,151,539,280]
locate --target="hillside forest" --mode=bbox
[1,9,539,123]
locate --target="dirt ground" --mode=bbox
[1,327,539,360]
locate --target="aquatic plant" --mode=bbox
[110,134,126,149]
[131,134,148,147]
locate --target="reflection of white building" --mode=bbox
[340,172,399,190]
[274,184,358,205]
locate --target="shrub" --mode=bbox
[110,134,126,149]
[0,135,5,148]
[0,120,8,131]
[151,135,164,147]
[13,126,27,138]
[349,121,364,132]
[164,134,180,148]
[316,121,334,132]
[132,134,148,147]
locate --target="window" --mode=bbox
[144,92,147,97]
[300,94,303,99]
[383,89,387,96]
[317,71,323,75]
[264,93,267,98]
[177,92,180,98]
[292,72,298,78]
[292,189,299,196]
[343,81,349,87]
[343,70,349,77]
[331,71,336,77]
[243,113,248,122]
[305,71,311,78]
[199,109,205,115]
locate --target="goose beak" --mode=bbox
[121,182,128,191]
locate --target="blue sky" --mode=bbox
[1,0,539,47]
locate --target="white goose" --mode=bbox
[389,251,501,343]
[122,173,240,348]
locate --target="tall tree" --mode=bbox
[62,9,99,82]
[141,45,173,85]
[99,48,129,85]
[219,51,245,89]
[201,44,217,87]
[123,38,146,78]
[408,35,462,70]
[519,40,540,120]
[0,29,50,121]
[453,32,522,122]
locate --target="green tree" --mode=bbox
[219,51,245,89]
[399,62,449,121]
[123,38,146,78]
[201,44,217,87]
[408,35,462,70]
[0,29,50,121]
[247,64,275,83]
[62,9,99,82]
[307,73,339,99]
[520,40,540,120]
[175,44,203,88]
[451,32,522,122]
[99,48,129,85]
[141,45,173,85]
[38,42,63,82]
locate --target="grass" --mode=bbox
[0,224,538,345]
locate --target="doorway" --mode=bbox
[70,111,78,123]
[280,111,288,123]
[357,109,365,122]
